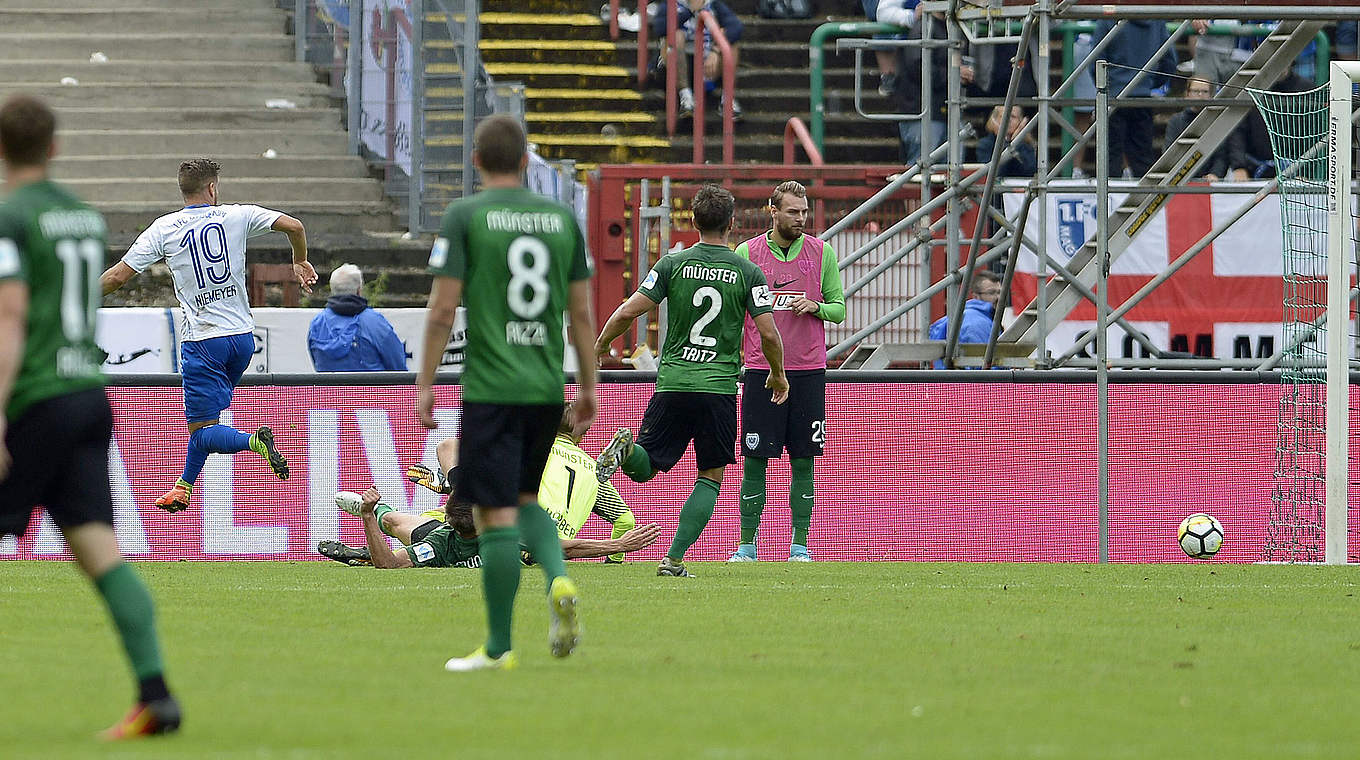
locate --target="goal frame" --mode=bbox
[1325,62,1359,564]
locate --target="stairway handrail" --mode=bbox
[691,10,736,165]
[809,21,906,154]
[783,117,823,166]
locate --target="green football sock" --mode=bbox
[667,477,721,562]
[621,442,656,483]
[373,503,396,537]
[477,526,523,658]
[739,457,768,544]
[790,457,815,548]
[518,502,566,592]
[93,562,164,681]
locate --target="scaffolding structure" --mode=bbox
[833,0,1360,371]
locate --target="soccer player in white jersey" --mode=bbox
[100,159,317,512]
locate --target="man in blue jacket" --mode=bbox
[308,263,407,371]
[928,270,1002,368]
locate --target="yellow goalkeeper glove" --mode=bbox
[406,463,451,494]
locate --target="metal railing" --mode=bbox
[783,117,823,166]
[691,9,736,165]
[1053,21,1332,172]
[818,10,1348,368]
[809,21,904,152]
[810,20,1333,159]
[608,1,736,163]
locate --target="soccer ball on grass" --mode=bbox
[1177,513,1224,559]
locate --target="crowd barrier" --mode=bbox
[4,372,1337,563]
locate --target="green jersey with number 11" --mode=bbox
[0,180,106,421]
[637,242,772,395]
[428,187,592,405]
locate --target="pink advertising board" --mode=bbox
[2,382,1335,563]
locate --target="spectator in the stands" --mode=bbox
[975,105,1037,178]
[1190,20,1252,85]
[1165,76,1248,181]
[1092,20,1177,178]
[308,264,408,372]
[892,12,970,165]
[863,0,918,96]
[927,270,1003,368]
[652,0,743,119]
[1193,20,1317,85]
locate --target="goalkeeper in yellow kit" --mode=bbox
[319,404,655,566]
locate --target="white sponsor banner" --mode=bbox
[96,307,174,372]
[97,306,583,375]
[97,307,464,374]
[1213,322,1284,360]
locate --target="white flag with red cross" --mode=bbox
[1004,183,1293,360]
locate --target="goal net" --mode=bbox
[1248,64,1360,564]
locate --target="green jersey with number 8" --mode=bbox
[0,180,106,421]
[428,187,592,405]
[637,242,773,394]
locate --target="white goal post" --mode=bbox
[1325,62,1358,565]
[1253,64,1359,564]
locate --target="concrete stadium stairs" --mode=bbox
[0,0,396,246]
[470,0,901,166]
[421,2,671,168]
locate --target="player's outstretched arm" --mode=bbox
[594,291,658,362]
[416,276,463,430]
[559,522,662,559]
[753,312,789,404]
[0,279,29,479]
[99,261,138,295]
[357,486,413,569]
[271,215,316,294]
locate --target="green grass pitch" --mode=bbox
[4,561,1360,759]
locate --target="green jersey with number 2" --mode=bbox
[428,187,592,405]
[637,242,773,394]
[0,180,106,421]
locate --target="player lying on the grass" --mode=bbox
[414,402,642,561]
[319,403,659,565]
[324,485,660,568]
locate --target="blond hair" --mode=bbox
[769,180,807,211]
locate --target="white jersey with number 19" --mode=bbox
[121,203,282,341]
